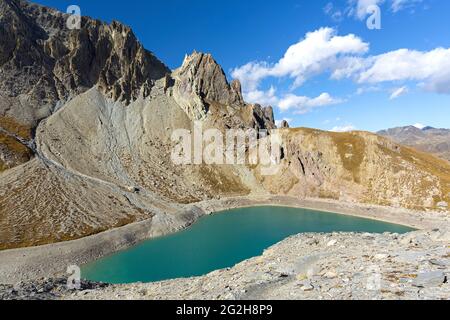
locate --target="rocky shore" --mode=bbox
[1,229,448,300]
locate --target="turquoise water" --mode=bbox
[82,206,413,284]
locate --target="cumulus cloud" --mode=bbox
[278,93,344,114]
[321,46,450,95]
[231,25,449,116]
[245,86,279,106]
[330,56,368,80]
[357,48,450,93]
[389,86,409,99]
[231,28,365,114]
[243,89,344,115]
[231,27,369,92]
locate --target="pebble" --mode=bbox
[374,254,390,260]
[301,284,314,292]
[324,271,338,279]
[327,240,337,247]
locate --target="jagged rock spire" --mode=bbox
[172,52,244,120]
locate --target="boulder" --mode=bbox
[279,120,290,129]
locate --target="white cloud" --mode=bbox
[413,123,426,129]
[357,48,450,93]
[278,93,344,114]
[243,89,344,115]
[231,28,362,114]
[389,86,409,99]
[331,125,357,132]
[230,61,271,92]
[232,24,449,115]
[331,56,368,80]
[391,0,423,12]
[245,86,279,106]
[328,47,450,95]
[231,27,369,92]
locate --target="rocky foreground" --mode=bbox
[1,229,448,300]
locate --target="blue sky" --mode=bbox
[33,0,450,132]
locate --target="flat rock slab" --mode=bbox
[412,271,447,288]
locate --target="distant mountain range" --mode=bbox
[378,126,450,162]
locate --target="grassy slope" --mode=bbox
[286,128,450,210]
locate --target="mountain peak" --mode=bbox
[172,51,245,120]
[177,51,244,106]
[378,125,450,161]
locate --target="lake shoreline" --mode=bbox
[0,195,448,284]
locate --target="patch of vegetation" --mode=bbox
[292,128,366,183]
[401,146,450,205]
[0,133,33,172]
[378,140,450,208]
[0,116,32,140]
[329,132,366,183]
[319,189,340,200]
[199,165,251,196]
